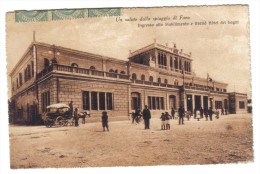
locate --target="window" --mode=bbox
[239,101,245,109]
[107,93,113,110]
[120,71,126,74]
[19,73,23,86]
[27,64,31,79]
[164,79,168,84]
[174,80,179,86]
[158,52,167,68]
[132,73,137,80]
[174,56,178,69]
[170,56,173,68]
[223,89,227,92]
[179,59,182,70]
[215,101,223,109]
[31,61,34,77]
[109,69,115,73]
[41,91,50,112]
[158,78,161,84]
[99,92,105,110]
[149,76,153,82]
[82,91,113,110]
[82,91,90,110]
[71,63,79,67]
[91,92,98,110]
[24,68,28,82]
[16,78,19,88]
[90,66,96,70]
[44,58,50,69]
[141,74,145,81]
[148,96,164,110]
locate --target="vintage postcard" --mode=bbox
[6,5,253,169]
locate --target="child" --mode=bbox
[160,113,166,130]
[165,112,171,130]
[102,111,109,131]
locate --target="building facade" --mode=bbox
[9,40,248,124]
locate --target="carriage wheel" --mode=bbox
[55,116,66,127]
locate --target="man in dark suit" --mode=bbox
[208,107,213,121]
[178,105,185,125]
[143,105,151,129]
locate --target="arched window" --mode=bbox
[141,74,145,81]
[132,73,137,80]
[164,79,168,84]
[115,69,118,73]
[109,69,115,73]
[158,78,161,84]
[149,76,153,82]
[90,66,96,70]
[71,63,79,67]
[120,71,126,74]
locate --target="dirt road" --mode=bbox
[9,114,253,168]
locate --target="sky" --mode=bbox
[6,5,251,98]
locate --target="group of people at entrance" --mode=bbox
[131,105,152,129]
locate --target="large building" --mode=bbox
[9,40,248,124]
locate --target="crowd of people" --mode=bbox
[68,100,227,131]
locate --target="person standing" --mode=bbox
[194,108,197,119]
[171,108,175,119]
[221,107,224,115]
[208,107,213,121]
[178,105,185,125]
[102,111,109,131]
[69,100,73,118]
[204,109,209,121]
[160,113,166,130]
[200,107,204,118]
[74,108,79,127]
[143,105,151,129]
[165,112,171,130]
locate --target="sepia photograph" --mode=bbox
[1,1,259,173]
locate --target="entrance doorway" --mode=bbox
[131,92,141,110]
[186,94,193,112]
[203,96,208,111]
[169,95,176,109]
[195,95,201,110]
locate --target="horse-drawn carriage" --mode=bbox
[41,103,73,127]
[42,103,91,127]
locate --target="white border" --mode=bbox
[0,1,259,174]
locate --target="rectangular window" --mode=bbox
[83,91,113,110]
[99,92,105,110]
[174,57,178,69]
[82,91,90,110]
[170,56,173,68]
[149,96,164,110]
[239,101,245,109]
[156,97,160,109]
[148,96,151,109]
[31,61,34,77]
[16,78,19,88]
[91,92,98,110]
[27,65,31,80]
[41,91,50,112]
[107,93,113,110]
[160,97,164,109]
[19,73,23,86]
[152,97,156,110]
